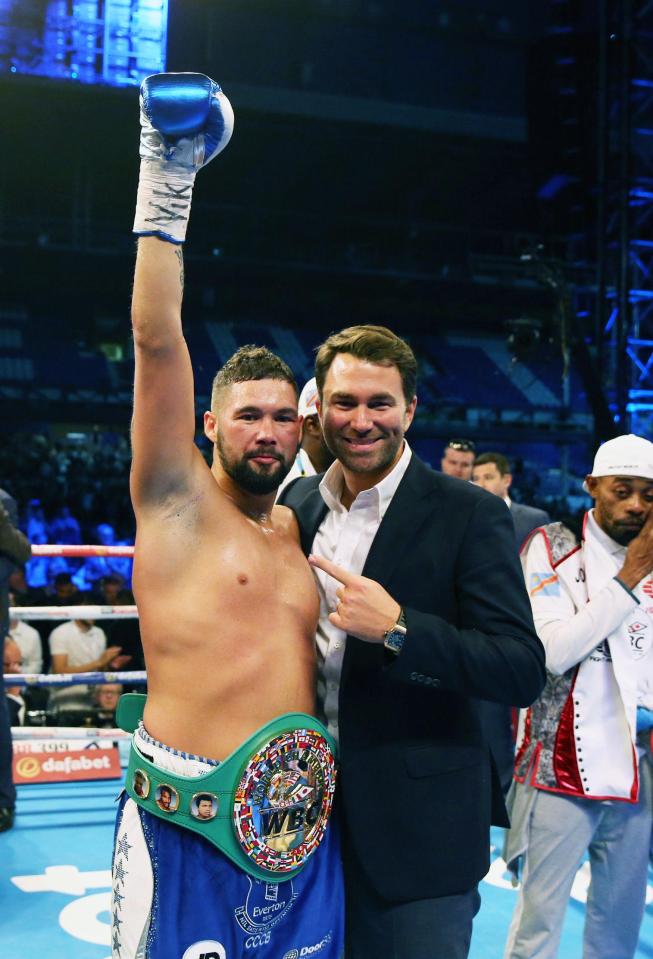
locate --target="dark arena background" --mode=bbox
[3,2,653,958]
[4,0,650,543]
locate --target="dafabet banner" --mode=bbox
[13,741,121,784]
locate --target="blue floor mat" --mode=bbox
[2,780,653,958]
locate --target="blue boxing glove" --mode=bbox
[133,72,234,243]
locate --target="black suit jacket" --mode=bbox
[279,455,545,901]
[0,488,31,642]
[510,501,550,551]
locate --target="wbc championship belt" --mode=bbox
[233,725,336,874]
[120,697,337,882]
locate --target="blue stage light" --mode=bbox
[0,0,169,88]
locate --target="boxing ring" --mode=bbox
[3,545,653,958]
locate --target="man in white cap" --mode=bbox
[504,434,653,959]
[276,376,334,498]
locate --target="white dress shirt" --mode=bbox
[312,442,412,741]
[275,449,317,500]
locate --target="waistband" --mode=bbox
[134,723,220,777]
[120,695,338,883]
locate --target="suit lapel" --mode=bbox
[342,456,437,684]
[297,487,329,556]
[361,455,437,589]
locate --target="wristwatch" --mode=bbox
[383,608,407,654]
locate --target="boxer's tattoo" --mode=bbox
[175,248,184,290]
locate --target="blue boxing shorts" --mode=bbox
[111,724,344,959]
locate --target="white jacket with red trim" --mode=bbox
[514,513,653,801]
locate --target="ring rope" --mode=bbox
[11,726,129,740]
[31,544,135,557]
[10,605,138,620]
[5,670,147,688]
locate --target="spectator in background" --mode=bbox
[9,569,49,673]
[25,520,70,589]
[48,505,81,545]
[472,452,550,547]
[3,638,25,726]
[470,452,550,794]
[89,573,124,606]
[8,567,45,607]
[0,432,134,546]
[504,434,653,959]
[440,438,475,480]
[48,595,128,677]
[73,523,132,591]
[103,587,144,672]
[20,557,78,672]
[48,594,130,719]
[47,571,79,605]
[276,377,335,499]
[93,682,122,727]
[23,522,52,588]
[0,488,31,831]
[25,499,47,543]
[8,593,42,675]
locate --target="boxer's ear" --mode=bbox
[203,409,218,443]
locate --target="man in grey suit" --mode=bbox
[472,452,550,548]
[0,489,31,831]
[471,452,550,793]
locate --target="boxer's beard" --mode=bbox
[216,435,292,495]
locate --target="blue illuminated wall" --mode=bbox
[0,0,168,86]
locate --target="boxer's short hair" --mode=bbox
[315,325,417,404]
[211,345,298,409]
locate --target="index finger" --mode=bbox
[308,554,357,586]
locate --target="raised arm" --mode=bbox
[131,237,196,505]
[129,73,234,509]
[525,516,653,676]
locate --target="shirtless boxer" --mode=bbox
[111,73,343,959]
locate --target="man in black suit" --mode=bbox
[471,451,551,793]
[472,452,550,548]
[3,638,25,727]
[441,438,476,480]
[278,325,545,959]
[0,489,31,831]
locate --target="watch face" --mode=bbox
[384,629,405,653]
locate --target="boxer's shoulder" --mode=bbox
[271,503,301,543]
[277,474,322,509]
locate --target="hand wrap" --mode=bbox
[133,72,234,243]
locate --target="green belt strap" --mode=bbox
[117,692,147,733]
[117,694,337,883]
